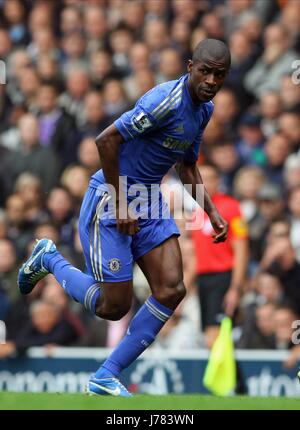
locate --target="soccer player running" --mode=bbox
[18,39,231,397]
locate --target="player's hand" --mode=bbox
[116,203,140,235]
[209,210,228,243]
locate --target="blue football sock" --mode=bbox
[95,295,173,379]
[43,251,101,314]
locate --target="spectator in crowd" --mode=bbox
[212,89,240,140]
[83,5,108,54]
[284,154,300,190]
[34,222,60,245]
[6,47,32,103]
[278,112,300,152]
[236,113,265,167]
[226,30,256,110]
[60,165,90,210]
[59,67,91,126]
[78,90,110,139]
[2,0,29,46]
[155,48,184,84]
[28,2,54,35]
[46,187,75,247]
[122,1,145,39]
[261,236,300,315]
[89,49,116,89]
[259,91,282,139]
[5,113,60,193]
[245,23,298,97]
[36,55,62,84]
[238,270,284,347]
[41,276,86,339]
[77,137,101,176]
[14,173,46,225]
[279,74,300,112]
[201,12,225,42]
[233,165,266,223]
[0,300,79,359]
[60,5,82,36]
[0,239,18,318]
[0,210,8,240]
[17,66,40,111]
[207,141,242,194]
[103,79,130,119]
[145,0,169,22]
[61,30,88,77]
[33,221,75,266]
[124,68,155,103]
[5,193,34,260]
[287,186,300,262]
[280,0,300,50]
[267,218,290,246]
[263,133,292,186]
[0,28,12,62]
[170,18,192,63]
[36,81,77,167]
[237,302,276,349]
[123,42,153,100]
[273,305,299,350]
[248,183,285,266]
[109,25,133,77]
[27,27,59,65]
[255,271,284,305]
[237,11,263,51]
[144,19,170,70]
[222,0,257,38]
[0,84,13,136]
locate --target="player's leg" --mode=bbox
[137,235,186,310]
[18,187,133,319]
[95,233,186,383]
[18,237,133,319]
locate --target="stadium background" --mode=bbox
[0,0,300,398]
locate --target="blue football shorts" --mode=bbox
[78,185,180,282]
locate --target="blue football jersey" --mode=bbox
[90,74,214,190]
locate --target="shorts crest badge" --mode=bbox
[108,258,122,272]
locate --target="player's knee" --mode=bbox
[153,279,186,309]
[95,303,130,321]
[106,308,128,321]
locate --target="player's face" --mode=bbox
[188,58,229,103]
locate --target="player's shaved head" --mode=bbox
[193,38,231,69]
[187,38,231,103]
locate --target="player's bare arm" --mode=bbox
[175,159,228,243]
[95,124,139,235]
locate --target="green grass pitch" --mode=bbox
[0,392,300,410]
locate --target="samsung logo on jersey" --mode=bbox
[163,137,191,151]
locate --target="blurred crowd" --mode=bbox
[0,0,300,368]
